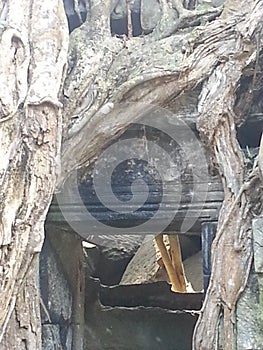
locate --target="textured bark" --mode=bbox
[0,0,68,347]
[59,1,263,348]
[192,2,263,349]
[59,0,222,184]
[1,0,263,347]
[2,259,42,349]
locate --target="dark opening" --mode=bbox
[111,10,143,37]
[237,118,263,148]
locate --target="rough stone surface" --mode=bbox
[120,235,202,290]
[85,278,199,350]
[40,240,72,324]
[141,0,161,32]
[85,235,144,285]
[111,0,141,19]
[232,217,263,349]
[42,325,67,350]
[183,250,203,291]
[40,239,73,349]
[236,272,263,350]
[253,218,263,273]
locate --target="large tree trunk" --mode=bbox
[1,0,263,348]
[0,0,68,347]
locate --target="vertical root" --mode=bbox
[155,234,186,292]
[168,234,187,292]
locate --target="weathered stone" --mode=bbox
[120,235,159,284]
[42,324,72,350]
[197,0,224,7]
[98,279,203,309]
[183,251,203,291]
[120,235,202,291]
[85,278,199,350]
[87,234,144,260]
[85,235,144,285]
[253,218,263,273]
[141,0,161,32]
[236,271,263,350]
[40,239,72,324]
[40,231,85,349]
[233,217,263,349]
[42,325,61,350]
[111,0,141,19]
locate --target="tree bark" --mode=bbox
[1,0,263,347]
[62,1,262,348]
[0,0,68,346]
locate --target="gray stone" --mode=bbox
[120,235,202,291]
[183,250,203,291]
[111,0,141,19]
[197,0,224,7]
[236,272,263,350]
[235,217,263,349]
[42,324,73,350]
[253,218,263,273]
[42,325,62,350]
[141,0,161,32]
[40,242,72,324]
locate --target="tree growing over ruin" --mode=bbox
[0,0,262,348]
